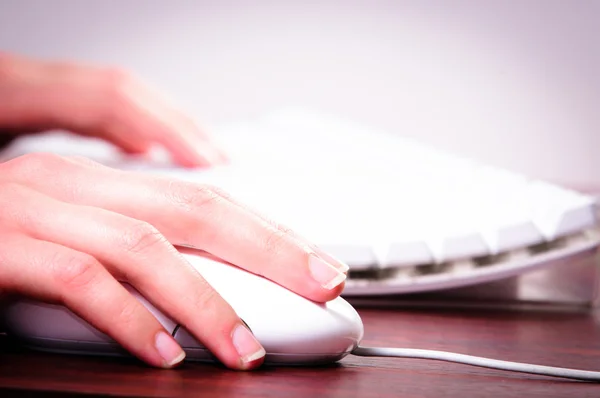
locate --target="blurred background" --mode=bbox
[0,0,598,188]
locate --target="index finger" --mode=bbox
[4,154,348,302]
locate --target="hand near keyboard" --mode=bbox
[0,155,348,369]
[0,52,227,167]
[0,54,349,370]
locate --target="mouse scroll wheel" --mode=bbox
[171,319,252,338]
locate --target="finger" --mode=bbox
[0,54,226,167]
[87,162,349,301]
[100,78,222,168]
[1,184,265,370]
[0,55,152,155]
[126,93,227,168]
[0,231,186,369]
[64,156,333,265]
[65,156,331,265]
[2,154,348,302]
[97,76,229,167]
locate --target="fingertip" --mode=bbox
[327,280,346,300]
[231,322,266,370]
[155,330,186,369]
[309,280,347,303]
[109,137,152,157]
[169,144,222,169]
[288,252,346,303]
[308,254,347,290]
[239,352,266,371]
[170,150,212,169]
[121,146,151,156]
[313,248,349,273]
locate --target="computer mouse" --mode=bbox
[1,248,364,366]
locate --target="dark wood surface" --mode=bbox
[2,305,600,397]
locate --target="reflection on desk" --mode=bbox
[2,307,600,397]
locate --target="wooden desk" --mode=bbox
[2,306,600,397]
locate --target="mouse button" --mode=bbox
[275,298,362,354]
[241,298,363,356]
[325,298,364,337]
[4,300,113,343]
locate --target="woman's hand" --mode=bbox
[0,153,348,369]
[0,52,227,167]
[0,52,348,370]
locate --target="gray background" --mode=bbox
[0,0,598,187]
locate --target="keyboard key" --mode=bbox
[527,181,597,240]
[3,108,599,297]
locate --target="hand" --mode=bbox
[0,153,348,370]
[0,52,227,167]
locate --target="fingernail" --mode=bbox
[155,331,186,368]
[232,323,266,365]
[317,250,349,273]
[309,253,347,289]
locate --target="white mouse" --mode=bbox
[1,248,364,366]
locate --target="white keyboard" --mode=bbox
[3,108,599,296]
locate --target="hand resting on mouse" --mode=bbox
[0,53,349,371]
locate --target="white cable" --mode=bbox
[352,346,600,382]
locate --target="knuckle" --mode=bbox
[0,182,27,199]
[263,226,290,256]
[0,182,39,227]
[0,233,19,279]
[265,217,294,236]
[119,222,167,255]
[65,155,105,169]
[189,283,222,316]
[207,185,233,201]
[52,253,100,291]
[168,182,226,213]
[102,67,134,97]
[1,154,85,202]
[114,298,139,329]
[2,153,69,176]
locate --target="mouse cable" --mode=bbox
[351,346,600,382]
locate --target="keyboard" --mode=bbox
[3,108,599,297]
